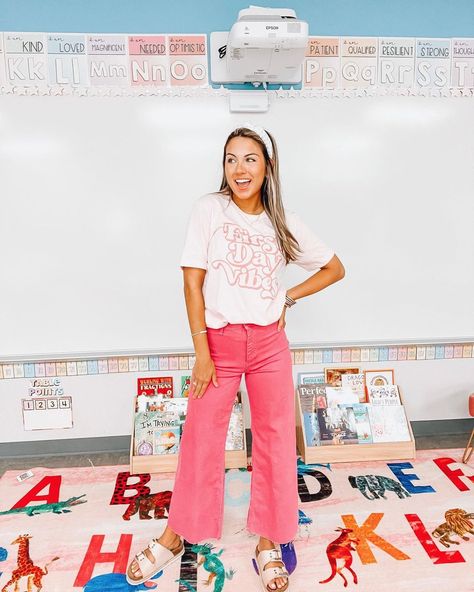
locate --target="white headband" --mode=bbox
[237,122,273,159]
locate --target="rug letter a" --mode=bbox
[11,476,61,509]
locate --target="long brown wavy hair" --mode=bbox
[217,127,302,264]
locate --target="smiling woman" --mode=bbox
[224,144,266,211]
[224,137,266,207]
[126,123,344,591]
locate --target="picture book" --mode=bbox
[341,373,366,402]
[297,384,327,414]
[225,402,244,450]
[317,406,359,445]
[364,369,394,389]
[297,371,325,385]
[137,376,173,397]
[368,405,411,442]
[325,367,360,386]
[134,411,180,455]
[303,412,321,446]
[162,397,188,419]
[340,403,373,444]
[325,386,359,408]
[154,427,180,454]
[135,394,166,413]
[367,384,401,405]
[181,375,191,397]
[135,410,180,431]
[134,411,155,455]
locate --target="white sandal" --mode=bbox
[255,544,290,592]
[126,537,184,585]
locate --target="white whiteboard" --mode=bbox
[1,94,473,358]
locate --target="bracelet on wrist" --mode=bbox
[285,294,297,308]
[191,329,208,337]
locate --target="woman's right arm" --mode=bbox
[182,267,219,399]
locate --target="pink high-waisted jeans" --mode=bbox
[167,320,298,544]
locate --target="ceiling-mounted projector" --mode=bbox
[210,5,309,85]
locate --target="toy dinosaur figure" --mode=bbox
[0,495,87,517]
[176,543,235,592]
[297,458,331,473]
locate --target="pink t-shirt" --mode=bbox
[179,192,335,328]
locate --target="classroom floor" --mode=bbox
[1,435,472,592]
[0,432,468,477]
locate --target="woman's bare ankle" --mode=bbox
[158,526,181,546]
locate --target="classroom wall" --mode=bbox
[1,357,472,445]
[1,0,473,37]
[1,0,473,448]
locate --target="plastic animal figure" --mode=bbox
[432,508,474,547]
[298,509,313,526]
[297,458,331,473]
[0,495,86,517]
[176,543,235,592]
[348,474,410,500]
[1,534,59,592]
[122,491,172,520]
[319,527,359,588]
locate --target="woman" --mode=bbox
[127,124,345,591]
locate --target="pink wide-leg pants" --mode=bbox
[167,320,299,544]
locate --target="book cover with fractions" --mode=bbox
[137,376,173,396]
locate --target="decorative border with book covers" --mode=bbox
[1,342,473,380]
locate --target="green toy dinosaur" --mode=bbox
[176,543,236,592]
[0,494,87,517]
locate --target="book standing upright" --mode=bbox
[130,380,248,473]
[295,379,415,464]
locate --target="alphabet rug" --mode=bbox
[0,449,472,592]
